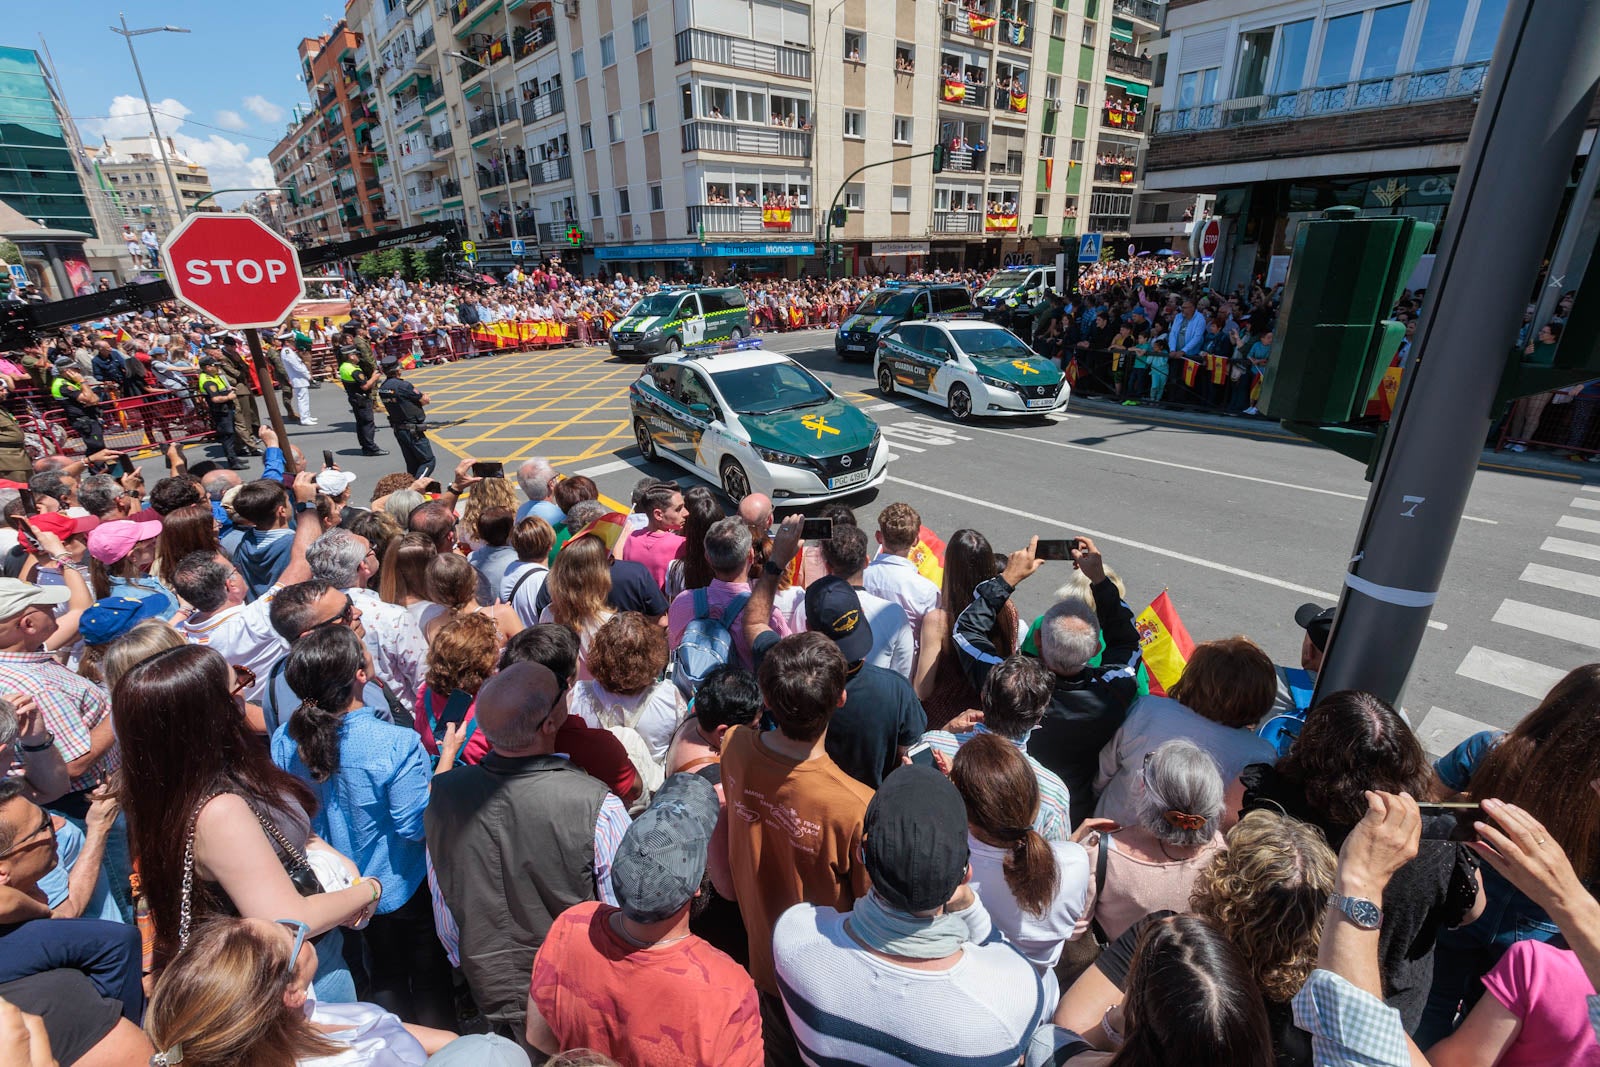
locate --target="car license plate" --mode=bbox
[1025,397,1055,409]
[846,343,866,352]
[828,468,872,490]
[615,343,634,351]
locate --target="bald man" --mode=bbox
[737,492,773,538]
[424,662,632,1034]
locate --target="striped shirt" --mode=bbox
[0,650,117,792]
[922,724,1072,843]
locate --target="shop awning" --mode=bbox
[1105,75,1148,98]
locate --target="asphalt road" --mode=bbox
[214,332,1600,752]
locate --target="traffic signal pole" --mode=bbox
[1314,0,1600,706]
[822,150,935,280]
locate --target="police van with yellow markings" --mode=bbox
[834,282,975,361]
[874,318,1069,421]
[629,339,889,504]
[609,286,751,358]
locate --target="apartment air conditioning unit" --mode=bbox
[563,0,579,16]
[1050,98,1063,111]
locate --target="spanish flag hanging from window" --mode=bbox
[984,212,1018,232]
[1118,167,1134,184]
[943,77,967,102]
[1135,591,1195,696]
[1044,158,1053,187]
[1010,90,1028,112]
[762,206,792,229]
[968,12,997,32]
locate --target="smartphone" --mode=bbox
[323,449,335,469]
[17,489,36,516]
[471,460,505,479]
[116,454,134,477]
[907,742,936,768]
[422,480,443,495]
[1035,538,1082,561]
[1417,801,1483,842]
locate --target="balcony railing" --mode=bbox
[675,28,811,80]
[521,87,564,124]
[939,80,990,110]
[1107,51,1153,79]
[516,19,556,57]
[1153,62,1491,134]
[997,18,1030,49]
[686,204,814,235]
[1087,213,1132,233]
[933,210,985,233]
[681,119,812,159]
[1093,162,1139,184]
[468,110,501,137]
[529,155,573,185]
[507,159,529,183]
[476,168,506,190]
[939,146,985,173]
[440,178,462,198]
[328,150,352,170]
[394,89,440,126]
[997,85,1028,113]
[1112,0,1163,24]
[452,0,486,24]
[1101,105,1146,132]
[416,26,436,51]
[940,2,996,42]
[407,189,443,213]
[431,130,454,151]
[468,35,510,71]
[399,144,437,172]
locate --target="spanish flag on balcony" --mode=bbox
[1107,109,1125,125]
[968,12,997,32]
[1044,158,1053,186]
[1009,90,1028,112]
[984,211,1018,232]
[1135,591,1195,696]
[488,38,505,60]
[942,77,966,102]
[762,206,792,229]
[1119,166,1134,183]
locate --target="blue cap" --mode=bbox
[79,596,166,645]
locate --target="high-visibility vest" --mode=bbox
[49,377,74,400]
[338,360,361,384]
[197,372,229,404]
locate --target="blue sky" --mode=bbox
[25,1,345,203]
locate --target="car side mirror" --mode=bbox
[688,402,712,416]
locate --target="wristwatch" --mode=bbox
[19,732,55,753]
[762,558,785,578]
[1330,893,1383,930]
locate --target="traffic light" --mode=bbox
[830,205,848,229]
[284,180,301,207]
[1259,207,1432,427]
[933,145,946,173]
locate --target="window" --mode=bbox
[1045,75,1060,102]
[1064,195,1078,216]
[580,122,593,150]
[608,112,623,142]
[701,85,730,119]
[1076,79,1090,105]
[1070,138,1084,161]
[843,109,864,138]
[573,48,586,79]
[891,185,911,212]
[632,14,650,51]
[649,183,663,211]
[843,29,863,61]
[1177,68,1221,109]
[1361,4,1413,80]
[1051,11,1065,36]
[1007,149,1024,174]
[681,84,694,120]
[893,115,913,144]
[589,192,602,217]
[735,89,765,123]
[1040,134,1055,156]
[769,92,810,126]
[843,183,863,209]
[1415,0,1468,69]
[641,100,657,134]
[895,43,915,72]
[1465,0,1509,62]
[617,188,631,214]
[1315,13,1362,85]
[1082,20,1096,45]
[1035,196,1045,216]
[600,34,616,67]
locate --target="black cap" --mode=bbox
[864,765,970,913]
[804,576,874,663]
[197,354,218,366]
[337,343,358,356]
[380,354,399,368]
[341,321,358,332]
[1295,602,1336,652]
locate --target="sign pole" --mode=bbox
[245,327,297,475]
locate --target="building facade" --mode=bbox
[343,0,1161,275]
[85,135,218,236]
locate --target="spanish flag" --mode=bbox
[1135,591,1194,696]
[984,212,1018,232]
[762,206,792,229]
[1108,109,1125,126]
[1118,167,1134,184]
[968,12,997,32]
[1180,358,1201,388]
[574,511,629,554]
[909,525,946,588]
[1010,90,1028,112]
[1365,365,1403,420]
[943,77,966,102]
[1044,159,1053,187]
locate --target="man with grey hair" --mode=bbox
[954,535,1140,827]
[667,515,791,670]
[75,475,137,522]
[307,526,427,717]
[515,457,564,526]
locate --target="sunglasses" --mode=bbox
[229,664,257,697]
[307,595,355,633]
[0,808,53,861]
[274,918,310,984]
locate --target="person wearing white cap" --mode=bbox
[314,468,359,530]
[276,333,316,426]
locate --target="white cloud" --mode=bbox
[214,109,248,131]
[83,95,276,208]
[242,95,286,124]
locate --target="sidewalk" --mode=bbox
[1069,396,1595,482]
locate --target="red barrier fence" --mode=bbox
[1499,392,1600,460]
[18,389,217,459]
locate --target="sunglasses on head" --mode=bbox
[228,664,257,697]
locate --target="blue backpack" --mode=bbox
[672,589,750,698]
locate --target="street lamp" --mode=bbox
[110,14,190,232]
[447,49,519,243]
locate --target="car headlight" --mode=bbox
[978,373,1018,391]
[756,446,809,467]
[644,325,662,337]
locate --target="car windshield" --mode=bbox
[630,293,681,317]
[711,362,833,415]
[982,270,1033,289]
[856,290,916,317]
[955,329,1035,359]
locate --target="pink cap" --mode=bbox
[86,518,162,565]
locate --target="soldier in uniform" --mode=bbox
[377,354,436,477]
[0,378,30,483]
[214,339,263,455]
[49,359,105,454]
[336,343,388,457]
[196,354,245,469]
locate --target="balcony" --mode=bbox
[431,130,454,151]
[1093,162,1139,184]
[997,85,1029,114]
[933,210,985,233]
[466,35,510,72]
[340,206,363,226]
[399,143,437,172]
[328,150,352,170]
[440,177,462,199]
[521,86,564,125]
[997,18,1030,49]
[507,159,529,183]
[681,119,811,159]
[1107,50,1153,80]
[316,85,337,109]
[451,0,488,25]
[675,28,811,80]
[393,90,441,126]
[408,188,443,213]
[686,204,814,235]
[939,79,990,110]
[476,167,506,190]
[1101,105,1146,133]
[1153,62,1490,134]
[938,145,985,174]
[1111,0,1163,25]
[940,2,997,43]
[515,19,556,58]
[528,155,573,186]
[416,26,436,51]
[468,109,501,137]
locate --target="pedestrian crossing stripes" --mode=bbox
[1455,646,1566,700]
[1570,498,1600,511]
[1492,599,1600,650]
[1539,536,1600,562]
[1556,514,1600,535]
[1417,707,1496,760]
[1520,562,1600,599]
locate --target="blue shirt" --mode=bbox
[1433,728,1502,792]
[270,707,431,912]
[108,575,177,620]
[515,498,565,527]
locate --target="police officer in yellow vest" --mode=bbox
[197,354,246,469]
[49,359,105,454]
[337,343,388,456]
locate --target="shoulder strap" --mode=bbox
[692,587,710,620]
[1090,830,1113,946]
[677,754,720,773]
[508,563,546,603]
[178,789,228,952]
[723,592,752,625]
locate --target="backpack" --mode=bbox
[672,588,750,698]
[573,681,669,809]
[1257,667,1316,759]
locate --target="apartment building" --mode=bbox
[85,135,217,235]
[344,0,1160,274]
[269,24,395,248]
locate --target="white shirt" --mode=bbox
[175,586,288,703]
[568,678,686,766]
[798,584,914,678]
[346,588,429,714]
[300,996,427,1067]
[504,562,548,628]
[861,553,940,648]
[280,347,311,384]
[966,836,1093,1013]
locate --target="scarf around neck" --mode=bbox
[847,888,969,959]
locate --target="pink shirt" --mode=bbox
[1482,940,1600,1067]
[667,578,792,670]
[620,528,685,590]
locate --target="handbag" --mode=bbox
[176,790,322,951]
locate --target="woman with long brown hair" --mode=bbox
[422,551,521,644]
[664,485,723,599]
[151,502,219,582]
[538,533,613,677]
[379,532,444,631]
[912,528,1018,729]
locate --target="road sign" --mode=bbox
[1200,219,1222,262]
[509,238,525,256]
[463,253,477,266]
[461,240,476,256]
[7,264,26,288]
[159,212,304,329]
[1078,232,1103,264]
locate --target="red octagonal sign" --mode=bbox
[160,213,305,330]
[1200,218,1221,262]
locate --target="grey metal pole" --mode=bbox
[113,14,188,229]
[1314,0,1600,706]
[1531,142,1600,330]
[484,64,518,242]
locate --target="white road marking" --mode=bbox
[1557,515,1600,535]
[1583,485,1600,493]
[575,457,648,477]
[1456,646,1567,700]
[1492,599,1600,649]
[882,439,926,453]
[1520,562,1600,599]
[1416,706,1499,758]
[1570,497,1600,511]
[1540,536,1600,563]
[866,402,900,412]
[881,426,960,446]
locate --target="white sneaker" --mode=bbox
[301,418,319,426]
[1508,443,1527,452]
[1243,406,1258,415]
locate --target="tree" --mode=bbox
[0,240,19,266]
[356,248,405,280]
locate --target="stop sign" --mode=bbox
[1200,219,1221,262]
[160,213,305,329]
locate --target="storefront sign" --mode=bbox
[871,241,930,256]
[595,241,816,261]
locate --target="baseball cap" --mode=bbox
[78,595,166,645]
[1295,602,1336,652]
[0,578,70,620]
[19,512,99,543]
[610,773,720,923]
[197,354,218,366]
[864,765,971,913]
[804,576,874,663]
[87,518,162,565]
[315,469,358,497]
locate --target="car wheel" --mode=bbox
[665,337,681,353]
[720,458,751,503]
[729,326,744,341]
[634,418,658,460]
[877,365,896,396]
[948,383,973,421]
